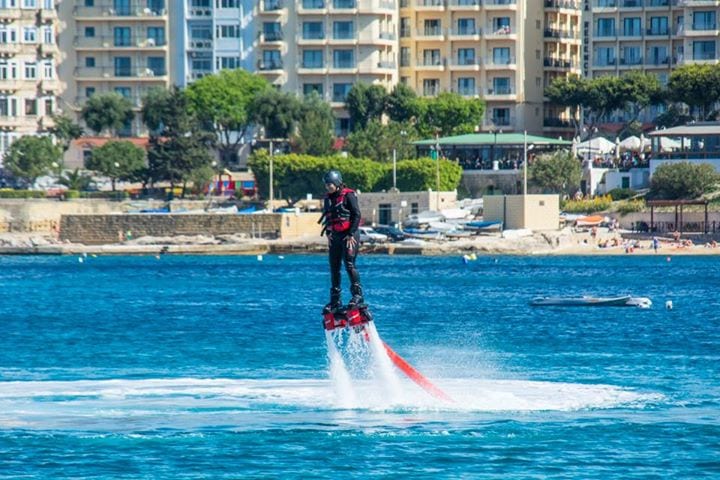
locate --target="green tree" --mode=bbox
[385,83,421,123]
[140,87,174,134]
[617,71,664,135]
[416,92,485,137]
[81,92,134,136]
[345,120,416,163]
[650,162,720,199]
[145,88,215,194]
[345,82,388,130]
[58,168,94,191]
[667,64,720,120]
[3,135,61,187]
[47,115,83,155]
[86,140,145,191]
[249,88,302,139]
[544,75,585,135]
[529,151,581,195]
[654,105,693,129]
[375,158,463,192]
[294,92,335,156]
[185,69,269,165]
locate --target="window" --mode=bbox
[0,62,7,80]
[43,60,53,78]
[492,47,511,65]
[42,26,53,44]
[85,87,96,98]
[84,27,95,37]
[114,56,131,76]
[84,0,94,5]
[43,0,52,8]
[23,0,36,7]
[400,17,410,37]
[457,77,475,96]
[332,83,352,102]
[302,50,323,68]
[492,77,510,95]
[456,18,476,35]
[622,46,642,65]
[333,0,354,8]
[622,17,641,36]
[191,27,212,40]
[596,18,615,37]
[147,57,165,75]
[218,0,240,7]
[23,27,37,43]
[693,11,716,30]
[114,86,131,98]
[457,48,475,65]
[334,117,350,136]
[191,57,212,72]
[113,27,131,46]
[693,40,716,60]
[492,107,510,126]
[400,47,410,67]
[302,22,323,40]
[492,16,511,34]
[263,22,282,41]
[24,98,37,116]
[422,79,439,96]
[216,24,240,38]
[147,27,165,46]
[24,62,36,79]
[423,19,441,36]
[332,21,353,39]
[411,202,418,214]
[303,83,323,96]
[594,46,615,66]
[302,0,324,7]
[261,50,281,69]
[423,49,440,66]
[85,57,95,67]
[648,16,668,35]
[332,49,353,68]
[647,46,668,65]
[217,56,241,69]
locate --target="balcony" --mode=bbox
[620,0,642,7]
[484,0,517,8]
[646,56,670,66]
[298,0,327,14]
[455,87,478,97]
[544,0,580,9]
[618,29,643,40]
[542,117,574,129]
[257,59,284,72]
[449,0,480,10]
[619,57,643,66]
[593,58,617,67]
[75,94,144,108]
[484,56,516,69]
[593,0,617,10]
[0,43,21,55]
[40,78,60,93]
[298,32,326,45]
[485,116,515,128]
[485,87,516,99]
[298,63,327,74]
[543,57,578,69]
[72,4,168,19]
[594,29,617,39]
[448,27,481,40]
[686,23,719,36]
[543,28,577,40]
[415,0,446,11]
[260,0,286,13]
[0,116,29,128]
[259,31,284,43]
[74,35,167,49]
[646,0,670,7]
[450,57,481,70]
[0,9,21,21]
[329,0,357,12]
[422,86,440,97]
[646,28,669,37]
[40,8,57,22]
[486,25,517,39]
[416,27,445,40]
[38,43,56,56]
[188,39,213,50]
[358,0,396,13]
[415,57,446,70]
[188,7,212,17]
[74,66,168,80]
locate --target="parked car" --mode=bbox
[358,226,388,244]
[372,225,406,242]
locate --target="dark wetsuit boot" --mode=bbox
[324,287,342,312]
[348,283,365,308]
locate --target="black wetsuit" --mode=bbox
[323,187,363,304]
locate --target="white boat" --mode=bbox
[530,296,652,308]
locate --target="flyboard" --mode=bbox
[323,303,453,403]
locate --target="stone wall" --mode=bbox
[59,213,321,245]
[0,199,124,233]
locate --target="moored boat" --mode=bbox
[530,296,652,308]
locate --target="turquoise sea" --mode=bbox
[0,254,718,478]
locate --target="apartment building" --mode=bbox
[397,0,581,136]
[256,0,399,135]
[171,0,256,86]
[56,0,172,136]
[584,0,720,123]
[0,0,60,163]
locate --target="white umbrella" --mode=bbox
[619,135,642,152]
[577,136,615,156]
[615,136,621,160]
[658,137,681,152]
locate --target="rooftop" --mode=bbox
[413,133,572,146]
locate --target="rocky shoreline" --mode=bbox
[2,230,718,256]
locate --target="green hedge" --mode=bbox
[248,150,463,200]
[0,189,46,199]
[615,199,645,215]
[607,188,637,201]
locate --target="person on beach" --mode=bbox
[320,170,365,311]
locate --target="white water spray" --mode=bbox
[365,324,404,404]
[325,331,356,408]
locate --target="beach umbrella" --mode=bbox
[577,136,615,155]
[619,135,641,152]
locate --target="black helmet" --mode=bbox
[323,170,342,187]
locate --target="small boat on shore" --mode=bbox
[530,296,652,308]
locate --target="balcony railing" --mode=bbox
[594,58,617,66]
[544,0,579,8]
[646,56,670,65]
[487,87,514,95]
[260,31,284,41]
[73,4,167,17]
[74,35,167,48]
[544,28,577,39]
[646,28,669,36]
[302,0,326,8]
[263,0,284,10]
[258,60,284,70]
[449,27,480,36]
[74,66,167,78]
[543,57,577,68]
[620,57,643,65]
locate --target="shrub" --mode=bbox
[615,199,645,215]
[65,189,80,199]
[607,188,636,201]
[561,195,612,213]
[0,189,46,199]
[650,162,720,199]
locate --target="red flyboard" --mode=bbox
[381,341,454,403]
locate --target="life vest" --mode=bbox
[324,187,354,232]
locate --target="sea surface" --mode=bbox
[0,254,718,479]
